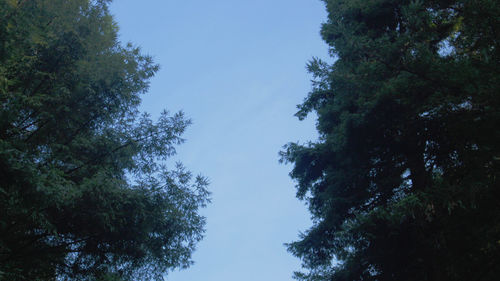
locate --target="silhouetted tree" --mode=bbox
[282,0,500,280]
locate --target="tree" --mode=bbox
[0,0,209,280]
[282,0,500,280]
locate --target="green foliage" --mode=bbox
[282,0,500,280]
[0,0,209,280]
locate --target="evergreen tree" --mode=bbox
[0,1,209,280]
[282,0,500,280]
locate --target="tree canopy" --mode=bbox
[282,0,500,280]
[0,0,209,280]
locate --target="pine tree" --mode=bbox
[0,1,209,280]
[282,0,500,280]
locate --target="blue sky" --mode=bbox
[109,1,328,280]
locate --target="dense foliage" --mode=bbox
[282,0,500,280]
[0,0,209,280]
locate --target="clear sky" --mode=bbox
[109,1,328,280]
